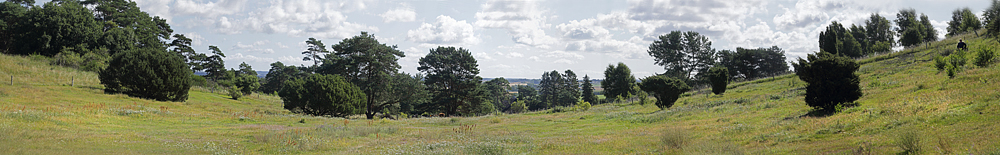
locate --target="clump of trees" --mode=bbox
[896,9,938,47]
[792,52,862,111]
[818,14,896,58]
[100,48,191,102]
[716,46,789,80]
[536,70,580,110]
[947,7,982,36]
[638,75,690,110]
[602,62,637,101]
[278,74,366,117]
[418,46,489,116]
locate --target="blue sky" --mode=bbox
[45,0,991,79]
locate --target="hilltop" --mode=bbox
[1,32,999,154]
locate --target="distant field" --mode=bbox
[1,31,999,154]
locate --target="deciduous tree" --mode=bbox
[418,46,483,116]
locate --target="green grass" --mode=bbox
[2,31,1000,154]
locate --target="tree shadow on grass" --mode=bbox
[801,102,859,118]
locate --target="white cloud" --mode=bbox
[407,15,480,45]
[173,0,247,18]
[197,0,376,39]
[233,40,274,54]
[226,53,300,64]
[183,32,205,46]
[134,0,173,22]
[475,0,557,48]
[556,19,611,40]
[381,8,417,23]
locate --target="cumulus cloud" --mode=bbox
[190,0,376,39]
[475,0,557,48]
[183,32,206,46]
[556,19,611,40]
[226,53,300,64]
[172,0,247,18]
[381,8,417,23]
[233,40,274,54]
[407,15,480,45]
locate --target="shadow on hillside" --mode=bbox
[799,102,859,118]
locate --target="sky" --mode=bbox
[40,0,991,79]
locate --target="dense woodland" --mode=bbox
[3,0,1000,120]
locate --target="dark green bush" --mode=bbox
[228,86,242,100]
[708,66,729,95]
[278,74,366,117]
[639,75,690,110]
[974,46,995,67]
[792,52,862,111]
[99,48,192,102]
[934,56,947,71]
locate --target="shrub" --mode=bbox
[639,75,691,110]
[234,74,260,95]
[708,66,729,95]
[974,46,995,67]
[661,127,689,149]
[948,50,967,70]
[636,89,648,105]
[934,56,947,71]
[278,74,366,117]
[896,130,922,154]
[576,100,591,111]
[52,49,83,69]
[792,52,862,111]
[100,48,192,102]
[228,86,242,100]
[510,100,527,113]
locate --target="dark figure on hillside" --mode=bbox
[957,39,968,51]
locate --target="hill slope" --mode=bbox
[1,32,999,154]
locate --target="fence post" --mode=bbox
[71,76,74,86]
[9,76,11,85]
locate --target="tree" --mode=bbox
[203,45,226,81]
[0,1,28,53]
[819,21,863,57]
[985,0,1000,39]
[261,61,308,94]
[83,0,172,50]
[707,66,728,95]
[919,14,938,43]
[792,52,862,111]
[732,46,790,79]
[278,74,366,117]
[638,75,690,110]
[560,70,580,106]
[865,14,896,48]
[392,73,430,116]
[302,37,328,66]
[100,48,191,102]
[170,34,206,71]
[233,62,260,95]
[537,70,580,109]
[12,1,103,56]
[319,32,407,119]
[418,46,483,116]
[949,8,983,36]
[515,85,540,110]
[483,78,513,112]
[647,31,716,81]
[897,9,925,47]
[602,62,637,101]
[581,75,597,104]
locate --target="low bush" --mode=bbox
[661,127,689,149]
[100,48,191,102]
[934,56,947,71]
[228,86,242,100]
[896,130,922,154]
[974,46,995,67]
[639,75,691,110]
[576,100,591,111]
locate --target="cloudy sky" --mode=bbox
[59,0,993,78]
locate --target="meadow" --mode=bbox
[2,32,1000,154]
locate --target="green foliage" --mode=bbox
[233,62,259,95]
[897,9,926,47]
[228,86,242,100]
[391,73,430,116]
[986,0,1000,39]
[647,31,715,82]
[11,1,102,56]
[934,56,947,71]
[100,48,192,102]
[538,70,579,109]
[949,50,967,71]
[974,46,995,67]
[865,14,896,48]
[52,49,83,69]
[575,100,591,111]
[708,66,729,95]
[639,75,690,110]
[302,37,328,66]
[202,46,226,81]
[482,78,513,112]
[602,62,637,101]
[190,74,207,87]
[661,127,689,149]
[717,46,789,80]
[792,52,862,111]
[418,46,483,116]
[581,75,597,104]
[261,61,307,94]
[321,32,408,119]
[510,100,528,113]
[819,21,864,57]
[896,130,922,154]
[278,74,366,117]
[948,8,983,36]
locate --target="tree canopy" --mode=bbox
[278,74,366,117]
[418,46,483,116]
[100,48,191,102]
[319,32,408,119]
[602,62,636,100]
[647,31,715,81]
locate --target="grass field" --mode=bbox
[2,31,1000,154]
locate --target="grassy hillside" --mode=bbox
[1,31,999,154]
